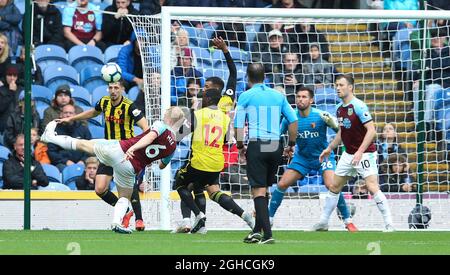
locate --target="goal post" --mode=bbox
[127,6,450,230]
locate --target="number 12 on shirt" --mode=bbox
[204,124,223,148]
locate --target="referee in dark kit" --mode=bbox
[234,63,298,244]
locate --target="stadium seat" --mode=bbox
[314,88,339,105]
[36,105,47,120]
[182,25,199,46]
[127,86,140,101]
[70,85,92,107]
[89,124,105,139]
[34,44,68,71]
[42,164,62,183]
[62,164,85,190]
[201,66,229,80]
[0,145,11,161]
[192,46,214,67]
[80,65,106,93]
[43,64,79,92]
[88,114,103,127]
[104,44,124,63]
[68,45,104,73]
[212,46,250,64]
[148,45,161,69]
[31,85,53,106]
[91,85,109,104]
[134,126,143,136]
[38,182,71,191]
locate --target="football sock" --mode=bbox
[210,191,244,217]
[320,191,339,224]
[177,187,200,216]
[337,192,351,222]
[130,184,143,221]
[112,197,130,225]
[194,190,206,214]
[98,190,119,207]
[268,187,286,218]
[180,200,191,219]
[254,196,272,239]
[49,134,77,150]
[374,190,393,226]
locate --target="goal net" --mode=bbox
[128,7,450,230]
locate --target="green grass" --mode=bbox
[1,230,450,255]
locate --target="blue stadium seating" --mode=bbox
[31,85,53,106]
[182,25,200,46]
[89,124,105,139]
[192,47,214,67]
[70,85,92,107]
[0,145,11,161]
[104,45,124,63]
[148,45,161,70]
[80,65,106,93]
[134,126,143,136]
[68,45,104,73]
[244,23,262,51]
[36,105,47,120]
[314,88,339,105]
[88,114,103,127]
[62,164,85,190]
[42,164,62,183]
[38,182,71,191]
[43,64,79,92]
[35,44,68,71]
[91,85,109,103]
[127,86,140,101]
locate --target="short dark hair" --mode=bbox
[247,63,265,83]
[205,77,224,91]
[296,86,314,99]
[336,74,354,86]
[203,88,222,106]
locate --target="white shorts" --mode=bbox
[335,151,378,178]
[93,140,136,189]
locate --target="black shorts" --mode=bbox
[96,163,113,176]
[246,139,283,188]
[173,163,220,190]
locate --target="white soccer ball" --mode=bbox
[101,62,122,83]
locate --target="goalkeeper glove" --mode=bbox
[319,111,339,131]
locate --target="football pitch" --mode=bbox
[1,230,450,255]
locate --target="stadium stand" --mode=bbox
[80,65,106,93]
[43,64,79,92]
[68,45,104,73]
[62,164,85,190]
[42,163,62,183]
[34,44,68,71]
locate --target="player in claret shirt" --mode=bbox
[41,107,185,234]
[316,75,395,232]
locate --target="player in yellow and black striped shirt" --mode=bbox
[58,80,148,230]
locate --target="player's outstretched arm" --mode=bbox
[319,111,339,132]
[56,108,100,124]
[125,131,158,160]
